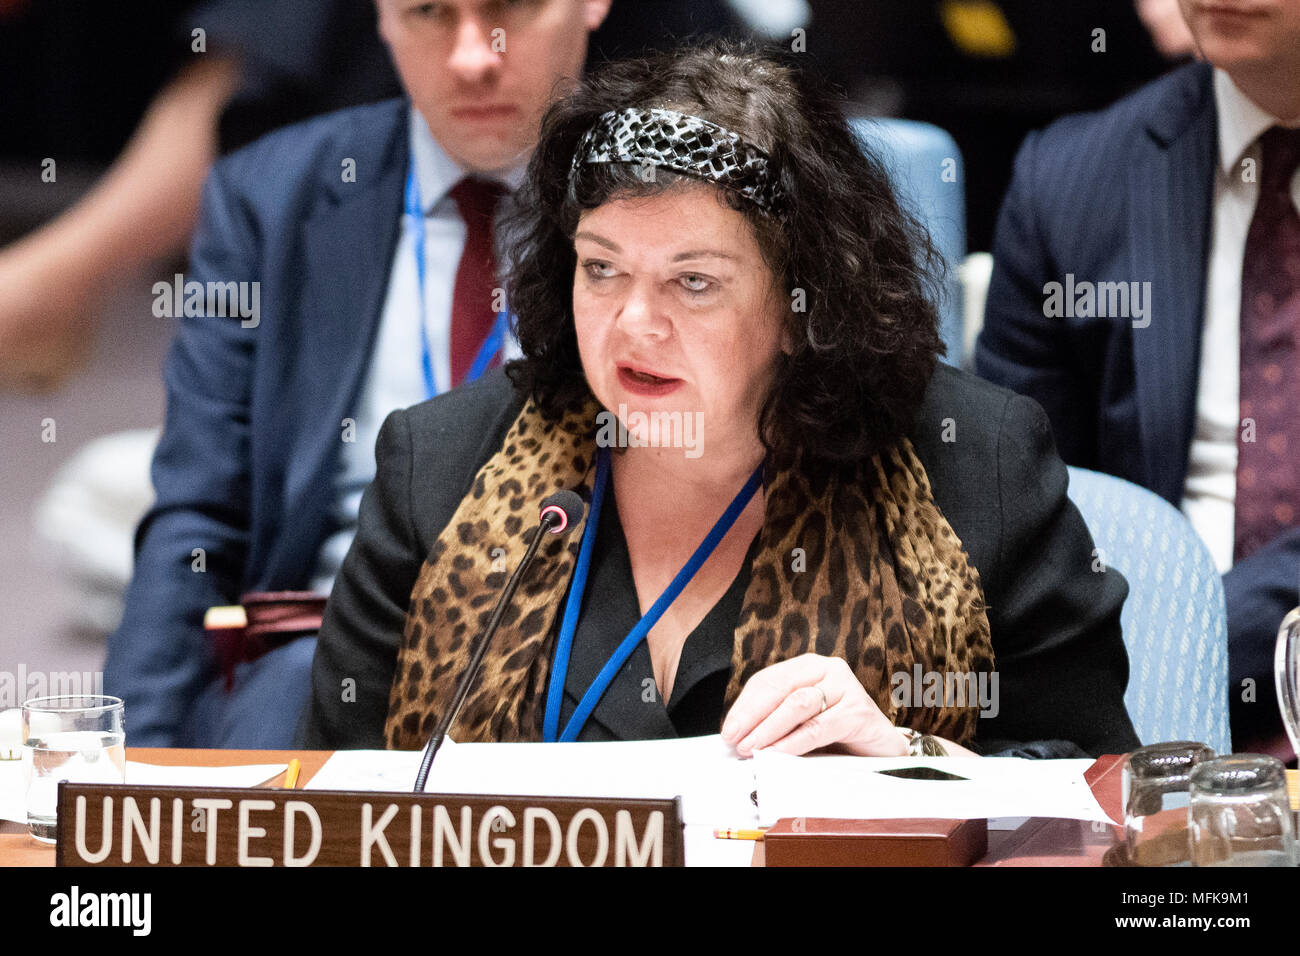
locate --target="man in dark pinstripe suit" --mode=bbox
[977,0,1300,755]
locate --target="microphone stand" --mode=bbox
[413,507,566,792]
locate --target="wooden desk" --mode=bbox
[1,749,1127,867]
[978,753,1125,866]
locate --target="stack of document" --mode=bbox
[751,750,1109,828]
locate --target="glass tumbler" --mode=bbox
[1189,754,1295,867]
[21,695,126,844]
[1276,605,1300,758]
[1123,741,1214,866]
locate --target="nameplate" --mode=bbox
[54,783,684,867]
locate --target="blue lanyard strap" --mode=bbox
[541,445,611,742]
[542,445,765,742]
[405,166,508,399]
[466,310,508,383]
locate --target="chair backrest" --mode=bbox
[1066,466,1231,755]
[849,117,966,366]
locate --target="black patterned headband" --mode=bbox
[570,107,783,214]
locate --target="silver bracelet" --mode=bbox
[897,726,949,757]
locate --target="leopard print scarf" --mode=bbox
[384,395,994,749]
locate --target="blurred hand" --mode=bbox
[0,240,95,393]
[0,56,238,394]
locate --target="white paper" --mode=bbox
[684,824,761,867]
[307,734,759,865]
[124,761,289,788]
[0,759,288,824]
[310,734,755,825]
[300,748,429,793]
[0,758,27,824]
[753,752,1111,827]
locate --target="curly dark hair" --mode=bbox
[503,39,944,476]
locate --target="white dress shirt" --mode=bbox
[1180,70,1300,573]
[310,110,526,593]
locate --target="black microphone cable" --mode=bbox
[413,489,585,792]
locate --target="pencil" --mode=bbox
[284,758,301,790]
[713,828,765,841]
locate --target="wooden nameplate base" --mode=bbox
[54,783,684,867]
[764,816,988,866]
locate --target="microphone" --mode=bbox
[537,489,584,535]
[413,487,586,791]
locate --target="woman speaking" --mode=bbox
[302,42,1139,760]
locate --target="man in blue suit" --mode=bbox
[105,0,613,747]
[977,0,1300,753]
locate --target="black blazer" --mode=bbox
[301,365,1140,757]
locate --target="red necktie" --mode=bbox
[1234,126,1300,563]
[448,177,506,387]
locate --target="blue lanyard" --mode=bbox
[542,445,765,742]
[404,166,509,399]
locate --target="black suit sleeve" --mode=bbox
[299,408,420,749]
[974,392,1140,758]
[1223,527,1300,746]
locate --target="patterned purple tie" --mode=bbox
[1235,126,1300,563]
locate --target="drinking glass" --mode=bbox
[21,695,125,843]
[1275,606,1300,759]
[1123,741,1214,866]
[1188,754,1295,867]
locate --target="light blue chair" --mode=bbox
[1066,466,1231,755]
[850,117,966,366]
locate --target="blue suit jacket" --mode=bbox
[976,63,1300,743]
[105,98,412,746]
